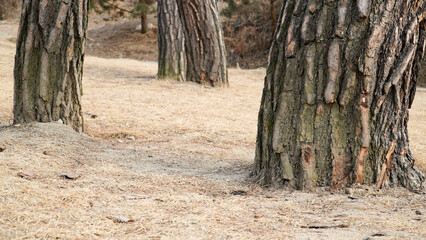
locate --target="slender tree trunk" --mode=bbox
[176,0,228,87]
[138,0,148,34]
[0,0,15,20]
[254,0,425,190]
[141,12,148,34]
[270,0,277,37]
[13,0,88,132]
[157,0,186,81]
[0,4,4,20]
[421,61,426,86]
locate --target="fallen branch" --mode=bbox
[301,222,349,229]
[124,195,150,200]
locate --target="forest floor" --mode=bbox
[0,19,426,239]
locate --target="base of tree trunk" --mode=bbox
[177,0,228,87]
[141,13,148,34]
[13,0,88,133]
[157,0,186,82]
[253,0,426,191]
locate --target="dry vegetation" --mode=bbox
[0,19,425,239]
[86,16,158,62]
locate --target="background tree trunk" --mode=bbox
[270,0,277,37]
[177,0,228,87]
[254,0,425,190]
[0,4,4,20]
[0,0,19,20]
[157,0,186,81]
[420,60,426,87]
[141,13,148,34]
[13,0,88,132]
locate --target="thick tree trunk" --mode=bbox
[254,0,425,190]
[176,0,228,87]
[157,0,186,81]
[13,0,88,132]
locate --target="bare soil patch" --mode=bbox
[0,22,425,239]
[86,16,158,62]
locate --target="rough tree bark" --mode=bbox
[14,0,88,132]
[157,0,186,81]
[254,0,425,190]
[176,0,228,87]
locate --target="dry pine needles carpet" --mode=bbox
[0,37,425,239]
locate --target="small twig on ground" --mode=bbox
[301,223,349,229]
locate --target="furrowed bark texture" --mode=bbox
[176,0,228,87]
[13,0,88,132]
[158,0,186,81]
[254,0,425,190]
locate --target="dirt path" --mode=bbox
[0,27,425,239]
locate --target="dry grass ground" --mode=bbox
[0,24,425,239]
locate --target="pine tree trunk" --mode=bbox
[176,0,228,87]
[157,0,186,81]
[141,12,148,34]
[0,0,16,20]
[254,0,425,190]
[270,0,277,36]
[13,0,88,132]
[0,4,4,20]
[421,61,426,86]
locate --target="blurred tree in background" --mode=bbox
[91,0,155,33]
[0,0,18,20]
